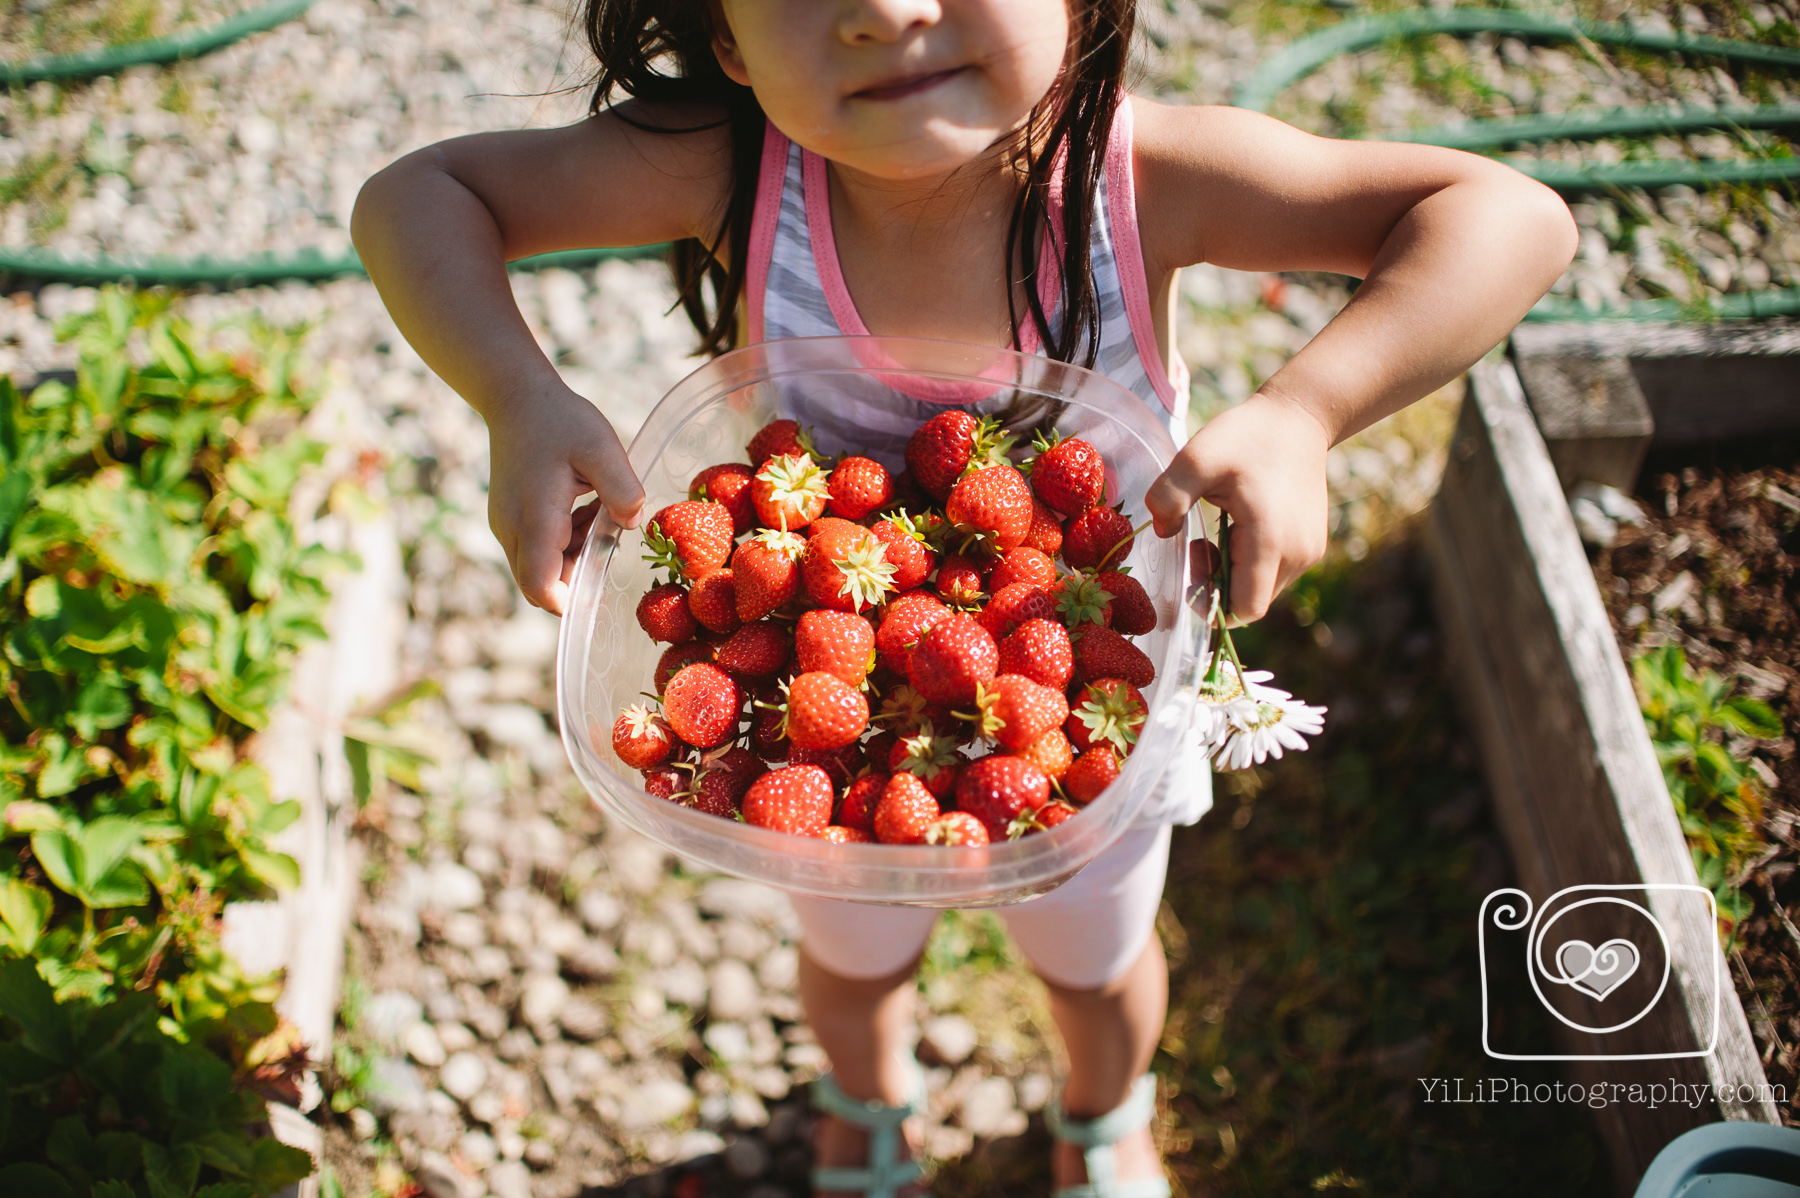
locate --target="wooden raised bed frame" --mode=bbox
[1427,332,1792,1192]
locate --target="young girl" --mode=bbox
[353,2,1575,1193]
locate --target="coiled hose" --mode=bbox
[1233,8,1800,320]
[3,4,1796,319]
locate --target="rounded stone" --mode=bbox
[439,1051,489,1101]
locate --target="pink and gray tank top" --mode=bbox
[744,99,1190,445]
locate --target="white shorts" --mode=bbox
[789,824,1172,991]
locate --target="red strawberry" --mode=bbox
[732,528,807,622]
[687,569,741,634]
[907,613,998,705]
[863,729,900,773]
[946,464,1033,554]
[979,582,1059,640]
[747,418,814,466]
[1099,570,1156,636]
[876,592,950,677]
[997,618,1073,690]
[716,621,791,678]
[691,463,757,535]
[1024,498,1065,558]
[612,704,676,769]
[1065,747,1121,803]
[1018,727,1073,780]
[643,501,735,581]
[868,514,938,592]
[795,609,876,685]
[748,696,791,762]
[801,518,898,612]
[678,745,766,818]
[874,772,941,845]
[1056,572,1113,629]
[988,546,1059,592]
[935,552,988,607]
[1073,627,1156,688]
[965,675,1069,751]
[824,825,876,844]
[788,743,864,789]
[955,755,1051,839]
[888,722,966,800]
[1065,679,1147,755]
[1013,798,1080,836]
[655,641,716,692]
[782,671,869,751]
[838,772,889,832]
[923,812,989,847]
[905,411,980,500]
[637,583,698,644]
[742,765,833,837]
[1028,434,1105,516]
[643,761,688,799]
[662,662,741,748]
[752,453,831,531]
[826,456,895,520]
[1062,505,1136,571]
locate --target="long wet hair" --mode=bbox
[582,1,1135,366]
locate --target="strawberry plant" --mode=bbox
[1632,644,1784,935]
[0,288,334,1195]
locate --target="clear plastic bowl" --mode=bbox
[557,336,1210,907]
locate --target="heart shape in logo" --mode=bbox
[1555,938,1640,1001]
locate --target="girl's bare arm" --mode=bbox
[1133,99,1577,618]
[351,109,731,613]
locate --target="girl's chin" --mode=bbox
[822,124,1018,182]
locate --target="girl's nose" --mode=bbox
[837,0,943,44]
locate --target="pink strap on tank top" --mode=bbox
[1104,100,1183,415]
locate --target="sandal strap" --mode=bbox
[810,1069,927,1198]
[1046,1074,1170,1198]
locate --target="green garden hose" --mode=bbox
[0,243,667,287]
[0,0,318,85]
[1233,7,1800,320]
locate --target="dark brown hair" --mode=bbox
[583,1,1134,366]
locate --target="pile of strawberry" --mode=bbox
[608,412,1159,848]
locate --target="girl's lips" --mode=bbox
[851,67,966,101]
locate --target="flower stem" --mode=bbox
[1097,517,1157,571]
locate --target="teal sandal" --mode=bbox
[1045,1073,1171,1198]
[809,1069,927,1198]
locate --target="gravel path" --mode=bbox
[3,2,1776,1194]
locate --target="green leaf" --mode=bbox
[160,1044,232,1115]
[5,801,67,834]
[195,1187,256,1198]
[45,1115,95,1177]
[0,957,74,1063]
[94,1183,137,1198]
[238,848,300,892]
[79,817,145,892]
[0,1164,74,1197]
[0,876,52,955]
[144,1141,201,1198]
[0,467,32,555]
[23,573,59,618]
[31,830,82,897]
[1722,695,1783,740]
[248,1138,315,1193]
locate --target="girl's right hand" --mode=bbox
[485,385,646,615]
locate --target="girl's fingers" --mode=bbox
[514,502,575,615]
[1144,458,1205,538]
[1226,518,1283,623]
[571,427,647,529]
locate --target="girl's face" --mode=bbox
[712,0,1070,181]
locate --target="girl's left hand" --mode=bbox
[1144,392,1332,623]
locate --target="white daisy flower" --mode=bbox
[1213,693,1329,770]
